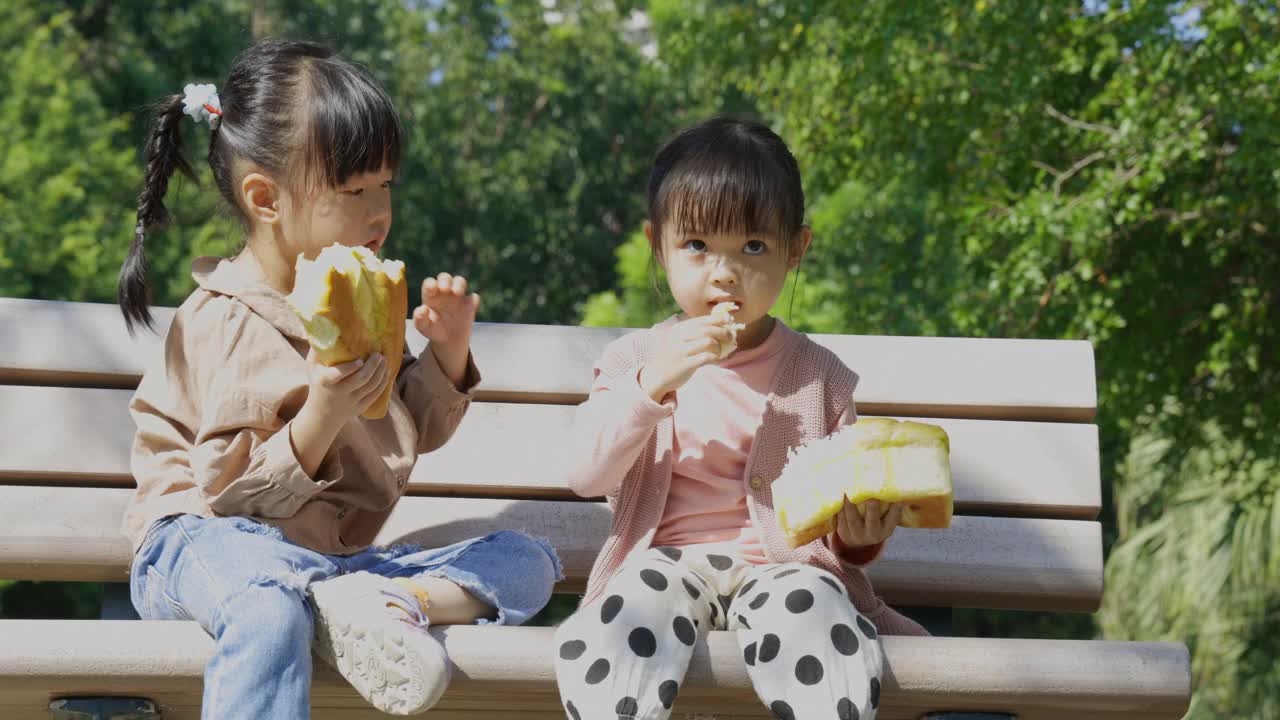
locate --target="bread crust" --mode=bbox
[781,491,952,548]
[783,516,837,549]
[363,269,407,418]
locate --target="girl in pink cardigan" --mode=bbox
[553,118,927,720]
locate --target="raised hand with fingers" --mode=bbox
[413,272,479,387]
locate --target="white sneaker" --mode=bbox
[309,572,451,715]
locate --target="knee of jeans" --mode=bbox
[480,530,563,590]
[222,579,313,653]
[445,531,562,626]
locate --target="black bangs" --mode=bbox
[648,117,805,254]
[301,56,404,189]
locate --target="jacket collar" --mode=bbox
[191,256,308,341]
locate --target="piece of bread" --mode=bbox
[709,301,747,358]
[773,418,953,548]
[287,244,408,419]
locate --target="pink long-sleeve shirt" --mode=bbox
[565,318,923,636]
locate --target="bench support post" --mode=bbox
[48,698,161,719]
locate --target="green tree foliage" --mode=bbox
[16,0,700,324]
[0,581,102,620]
[359,0,698,323]
[581,231,670,326]
[0,8,140,301]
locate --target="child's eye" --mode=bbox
[744,240,767,255]
[382,180,394,190]
[684,239,707,252]
[343,188,365,197]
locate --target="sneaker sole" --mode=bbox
[310,579,452,715]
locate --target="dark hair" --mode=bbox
[118,39,404,332]
[646,117,805,259]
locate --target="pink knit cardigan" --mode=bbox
[578,326,928,637]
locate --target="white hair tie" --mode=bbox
[182,83,222,128]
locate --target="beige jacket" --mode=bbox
[122,256,478,557]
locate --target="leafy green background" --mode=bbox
[3,2,1276,716]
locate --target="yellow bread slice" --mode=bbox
[287,244,407,419]
[773,418,953,548]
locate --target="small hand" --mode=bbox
[413,272,480,346]
[834,499,903,549]
[413,273,479,387]
[638,315,733,401]
[304,350,390,425]
[291,350,389,477]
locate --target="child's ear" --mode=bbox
[788,226,813,270]
[241,172,282,225]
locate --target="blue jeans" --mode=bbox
[130,514,562,719]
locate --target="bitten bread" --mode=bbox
[287,244,408,419]
[773,418,953,548]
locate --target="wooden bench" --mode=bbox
[0,297,1191,719]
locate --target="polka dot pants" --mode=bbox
[554,546,884,720]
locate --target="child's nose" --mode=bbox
[710,257,739,285]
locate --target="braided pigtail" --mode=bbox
[118,94,196,333]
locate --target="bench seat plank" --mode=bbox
[0,298,1096,421]
[0,621,1191,719]
[0,486,1103,611]
[0,386,1101,519]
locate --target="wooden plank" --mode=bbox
[0,385,1102,519]
[0,702,1198,717]
[0,702,1195,720]
[0,298,1096,421]
[0,300,173,389]
[0,621,1192,719]
[0,486,1103,611]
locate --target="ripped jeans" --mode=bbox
[130,514,562,719]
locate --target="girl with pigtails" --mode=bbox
[120,39,561,718]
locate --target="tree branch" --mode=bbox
[1054,150,1108,195]
[1028,240,1072,333]
[1033,151,1109,196]
[1151,208,1204,223]
[522,94,549,129]
[1045,103,1119,137]
[1032,160,1060,176]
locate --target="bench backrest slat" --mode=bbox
[1,299,1096,421]
[0,385,1100,519]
